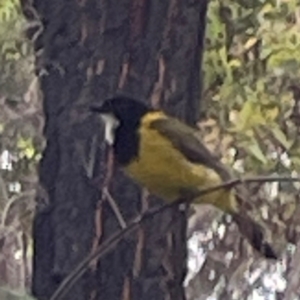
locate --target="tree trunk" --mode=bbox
[21,0,208,299]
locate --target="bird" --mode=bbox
[90,96,277,259]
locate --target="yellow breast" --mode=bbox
[123,112,235,212]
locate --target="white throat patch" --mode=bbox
[100,113,120,145]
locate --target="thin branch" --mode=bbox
[103,187,127,229]
[191,175,300,197]
[50,175,300,300]
[1,190,35,227]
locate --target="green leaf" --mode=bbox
[270,126,292,150]
[246,141,268,164]
[291,156,300,168]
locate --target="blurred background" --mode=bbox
[0,0,300,299]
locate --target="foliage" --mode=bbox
[0,0,33,96]
[203,0,299,174]
[200,0,300,231]
[0,0,38,295]
[186,0,300,298]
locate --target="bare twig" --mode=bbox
[90,147,116,272]
[1,190,35,227]
[0,175,9,205]
[50,175,300,300]
[102,187,127,229]
[192,175,300,196]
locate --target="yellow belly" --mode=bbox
[123,113,236,213]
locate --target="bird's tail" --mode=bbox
[191,164,277,259]
[194,188,277,259]
[231,212,277,259]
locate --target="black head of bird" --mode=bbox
[90,97,151,164]
[90,97,150,126]
[90,97,150,147]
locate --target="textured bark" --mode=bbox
[21,0,208,299]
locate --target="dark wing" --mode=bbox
[150,117,233,181]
